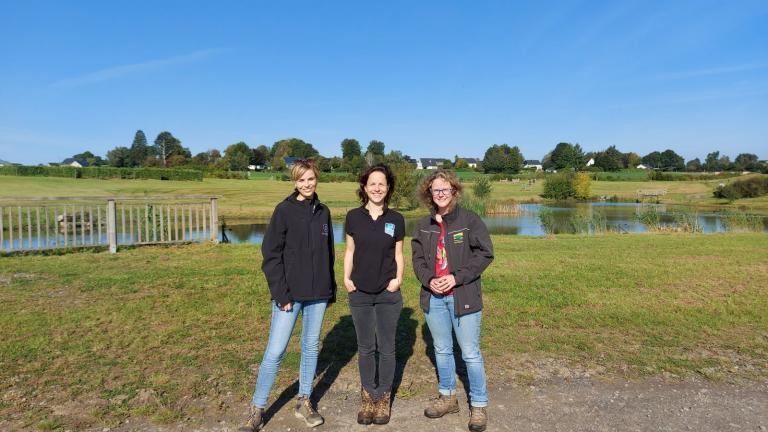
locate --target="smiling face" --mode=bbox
[294,168,317,200]
[430,177,455,212]
[364,171,389,206]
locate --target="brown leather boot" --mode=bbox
[468,406,488,432]
[424,393,459,418]
[357,387,375,425]
[372,391,391,425]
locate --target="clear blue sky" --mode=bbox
[1,0,766,165]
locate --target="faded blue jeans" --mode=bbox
[251,299,328,408]
[424,294,488,407]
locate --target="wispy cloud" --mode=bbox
[51,48,220,88]
[656,63,768,80]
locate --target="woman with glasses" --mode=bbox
[411,169,494,432]
[241,159,336,432]
[343,164,405,425]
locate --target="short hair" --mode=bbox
[418,169,463,212]
[290,159,320,182]
[357,164,395,206]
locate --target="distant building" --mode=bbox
[459,157,480,168]
[586,158,595,167]
[418,158,448,170]
[283,156,301,168]
[61,158,89,168]
[523,160,543,171]
[636,164,648,170]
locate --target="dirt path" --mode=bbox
[93,377,768,432]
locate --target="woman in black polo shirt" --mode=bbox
[344,164,405,425]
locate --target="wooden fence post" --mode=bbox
[107,199,117,253]
[209,197,219,244]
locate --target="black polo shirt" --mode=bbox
[345,206,405,293]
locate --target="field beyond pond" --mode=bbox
[2,174,766,221]
[1,234,766,430]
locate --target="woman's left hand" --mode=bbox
[385,278,401,292]
[434,274,456,292]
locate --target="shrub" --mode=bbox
[573,172,592,200]
[472,176,492,200]
[713,176,768,200]
[636,206,661,231]
[540,173,575,200]
[0,165,203,181]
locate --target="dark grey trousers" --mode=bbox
[348,289,403,401]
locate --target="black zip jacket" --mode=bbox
[261,191,336,306]
[411,206,493,316]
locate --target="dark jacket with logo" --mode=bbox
[261,191,336,306]
[411,206,493,316]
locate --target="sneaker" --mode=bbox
[294,395,324,427]
[468,406,488,432]
[424,393,459,419]
[357,387,375,425]
[372,391,391,425]
[238,405,264,432]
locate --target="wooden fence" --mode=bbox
[0,196,219,253]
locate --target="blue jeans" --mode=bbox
[251,299,328,408]
[424,294,488,407]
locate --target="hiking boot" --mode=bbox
[468,406,488,432]
[424,393,459,418]
[357,387,375,425]
[238,405,264,432]
[294,395,324,427]
[372,391,391,425]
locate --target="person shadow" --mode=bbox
[262,307,420,422]
[421,322,470,403]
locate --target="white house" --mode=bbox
[61,158,88,168]
[418,158,448,170]
[636,164,648,170]
[459,157,480,168]
[586,158,595,167]
[523,159,543,171]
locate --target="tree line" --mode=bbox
[69,130,765,174]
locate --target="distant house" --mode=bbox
[418,158,448,170]
[523,160,543,171]
[61,158,88,168]
[545,167,557,173]
[283,156,301,168]
[404,155,418,166]
[459,157,480,168]
[636,164,648,170]
[248,164,267,171]
[586,158,595,167]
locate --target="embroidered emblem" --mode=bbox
[453,231,464,244]
[321,223,329,236]
[384,222,395,237]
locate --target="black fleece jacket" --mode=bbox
[261,191,336,306]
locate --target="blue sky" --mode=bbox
[1,0,766,165]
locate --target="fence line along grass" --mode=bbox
[1,234,766,429]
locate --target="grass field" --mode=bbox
[1,234,766,429]
[1,174,767,221]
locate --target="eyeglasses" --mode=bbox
[430,188,454,197]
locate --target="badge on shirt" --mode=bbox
[452,231,464,244]
[384,222,395,237]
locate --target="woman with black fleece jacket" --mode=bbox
[240,159,336,432]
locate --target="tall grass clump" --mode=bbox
[462,196,487,216]
[591,210,608,233]
[568,211,591,234]
[671,207,702,233]
[538,208,556,234]
[720,210,765,232]
[636,206,662,231]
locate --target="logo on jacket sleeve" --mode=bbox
[321,223,329,236]
[384,222,395,237]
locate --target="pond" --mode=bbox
[221,203,767,244]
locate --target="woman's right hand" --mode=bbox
[344,278,357,293]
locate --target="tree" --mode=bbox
[734,153,759,171]
[472,176,492,200]
[659,149,684,171]
[549,142,585,170]
[107,146,131,167]
[153,131,190,167]
[224,142,251,171]
[454,158,469,169]
[251,145,269,166]
[703,151,721,171]
[390,161,421,210]
[594,146,623,171]
[641,151,662,169]
[482,144,524,174]
[685,158,701,172]
[129,130,150,167]
[341,138,361,161]
[271,138,319,161]
[573,172,591,200]
[624,152,641,169]
[366,140,385,157]
[73,150,105,166]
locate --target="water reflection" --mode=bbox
[221,203,767,244]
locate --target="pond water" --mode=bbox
[221,203,767,244]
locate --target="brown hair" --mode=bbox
[290,159,320,182]
[417,169,463,212]
[357,164,395,206]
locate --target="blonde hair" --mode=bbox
[418,169,463,212]
[290,159,320,182]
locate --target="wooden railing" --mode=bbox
[0,196,219,253]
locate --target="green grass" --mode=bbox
[1,234,766,429]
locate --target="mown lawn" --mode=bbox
[1,233,766,429]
